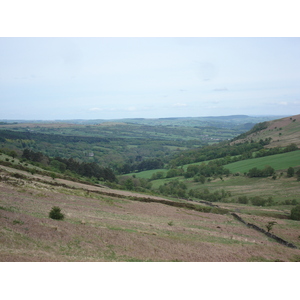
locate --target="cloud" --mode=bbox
[89,107,102,111]
[278,101,288,106]
[126,106,137,111]
[173,103,187,107]
[196,62,218,81]
[213,87,228,92]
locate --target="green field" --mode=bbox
[126,169,166,179]
[224,150,300,173]
[124,150,300,180]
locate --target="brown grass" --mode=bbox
[1,167,300,262]
[232,113,300,148]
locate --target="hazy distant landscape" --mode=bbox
[1,114,300,262]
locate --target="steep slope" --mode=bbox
[1,164,300,262]
[231,114,300,148]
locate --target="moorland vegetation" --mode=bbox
[1,114,300,261]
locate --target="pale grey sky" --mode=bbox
[1,4,300,120]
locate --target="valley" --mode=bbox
[1,114,300,262]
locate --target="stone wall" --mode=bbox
[231,213,297,249]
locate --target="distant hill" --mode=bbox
[231,114,300,148]
[0,115,287,129]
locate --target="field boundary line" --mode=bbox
[231,213,298,249]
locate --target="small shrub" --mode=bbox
[13,219,24,225]
[266,196,274,206]
[287,167,295,178]
[265,221,276,232]
[49,206,65,220]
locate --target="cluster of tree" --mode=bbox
[22,148,49,164]
[0,122,18,125]
[117,158,164,174]
[188,188,231,202]
[287,167,300,180]
[21,149,116,182]
[238,195,274,206]
[117,176,152,192]
[0,127,207,171]
[254,143,298,158]
[158,180,187,198]
[184,161,230,179]
[169,137,298,170]
[169,141,265,167]
[149,161,230,182]
[232,121,268,141]
[0,129,115,144]
[150,171,166,180]
[53,157,116,182]
[247,166,275,178]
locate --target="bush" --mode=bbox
[238,196,248,204]
[248,166,275,178]
[290,205,300,221]
[49,206,65,220]
[250,196,267,206]
[287,167,295,178]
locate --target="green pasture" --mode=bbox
[123,150,300,182]
[125,169,166,179]
[224,150,300,173]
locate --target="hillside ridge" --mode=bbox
[231,114,300,148]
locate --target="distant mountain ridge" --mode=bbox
[0,115,288,126]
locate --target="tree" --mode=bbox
[262,165,275,177]
[49,206,65,220]
[287,167,295,178]
[9,150,17,159]
[124,178,134,190]
[265,221,277,232]
[291,205,300,221]
[194,175,205,184]
[50,172,57,180]
[248,167,262,177]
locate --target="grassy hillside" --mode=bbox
[232,114,300,148]
[1,163,300,262]
[224,150,300,173]
[1,114,300,262]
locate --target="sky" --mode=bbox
[1,0,300,121]
[1,37,300,120]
